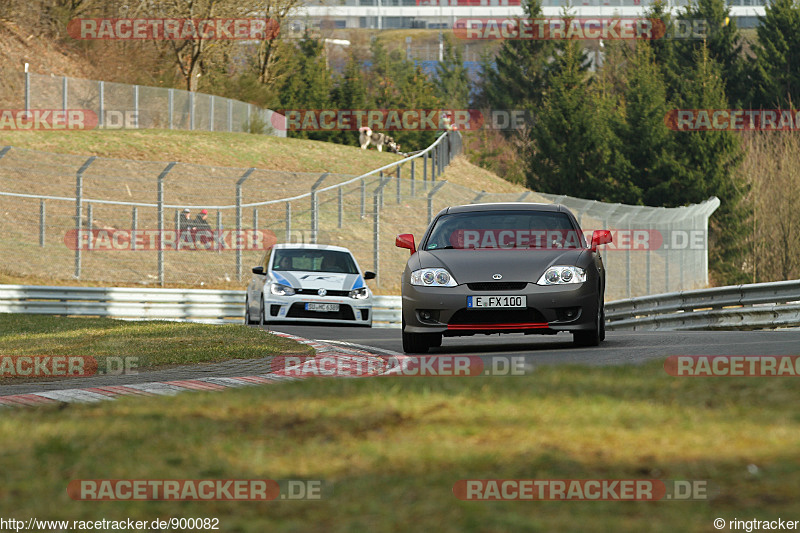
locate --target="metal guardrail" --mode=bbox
[0,285,402,328]
[605,280,800,331]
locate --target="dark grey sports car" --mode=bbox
[395,203,612,353]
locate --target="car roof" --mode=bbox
[272,243,353,253]
[444,202,566,214]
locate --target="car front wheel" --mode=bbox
[573,296,603,347]
[259,297,268,327]
[401,318,440,353]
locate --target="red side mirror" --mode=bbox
[395,233,416,255]
[591,230,612,252]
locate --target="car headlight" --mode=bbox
[536,266,586,285]
[270,282,296,296]
[410,268,458,287]
[349,287,369,299]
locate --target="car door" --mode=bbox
[248,251,271,314]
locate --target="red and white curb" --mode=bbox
[0,333,399,409]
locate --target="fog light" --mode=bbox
[421,311,432,320]
[565,309,576,318]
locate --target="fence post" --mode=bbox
[133,84,139,122]
[62,76,68,112]
[427,181,447,224]
[131,207,138,251]
[190,92,195,130]
[168,89,174,129]
[373,176,392,285]
[86,203,93,251]
[253,208,258,233]
[285,202,291,243]
[396,165,402,204]
[74,156,96,279]
[228,99,233,132]
[338,187,343,228]
[423,150,428,188]
[410,158,416,197]
[360,178,366,219]
[98,81,104,128]
[39,200,45,247]
[216,210,222,254]
[210,95,215,132]
[432,146,437,181]
[310,172,330,244]
[24,69,30,112]
[236,168,256,280]
[157,162,177,286]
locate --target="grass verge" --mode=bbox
[1,360,798,531]
[0,314,311,383]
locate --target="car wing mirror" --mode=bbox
[395,233,416,255]
[591,230,612,252]
[252,266,265,275]
[363,271,376,280]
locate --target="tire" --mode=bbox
[245,295,256,325]
[259,297,268,327]
[402,318,431,353]
[573,295,602,347]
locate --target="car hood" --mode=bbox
[270,270,365,291]
[417,249,587,284]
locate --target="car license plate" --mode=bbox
[305,303,340,312]
[467,295,526,308]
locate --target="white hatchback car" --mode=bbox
[245,244,375,327]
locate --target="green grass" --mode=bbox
[1,360,798,531]
[0,314,311,383]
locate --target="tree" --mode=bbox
[434,34,470,110]
[329,51,369,146]
[675,46,748,283]
[750,0,800,108]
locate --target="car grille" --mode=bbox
[448,308,547,325]
[295,288,351,297]
[467,282,528,291]
[286,303,355,320]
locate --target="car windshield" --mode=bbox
[424,211,584,250]
[271,249,359,274]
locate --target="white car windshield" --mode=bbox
[272,249,359,274]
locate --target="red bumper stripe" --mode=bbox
[447,322,550,331]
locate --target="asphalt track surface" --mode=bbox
[3,325,800,396]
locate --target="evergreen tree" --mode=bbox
[329,52,369,146]
[435,34,470,110]
[750,0,800,107]
[676,46,748,283]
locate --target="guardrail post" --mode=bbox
[310,172,330,244]
[338,187,343,228]
[236,168,256,280]
[396,165,402,204]
[74,156,96,279]
[427,181,447,224]
[285,202,291,243]
[39,200,45,247]
[157,162,177,286]
[373,176,392,285]
[131,207,138,251]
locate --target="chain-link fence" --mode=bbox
[0,131,717,299]
[24,73,286,136]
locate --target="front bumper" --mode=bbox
[401,282,598,335]
[265,295,372,326]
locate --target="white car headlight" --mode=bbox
[410,268,458,287]
[349,287,369,299]
[537,266,586,286]
[270,282,296,296]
